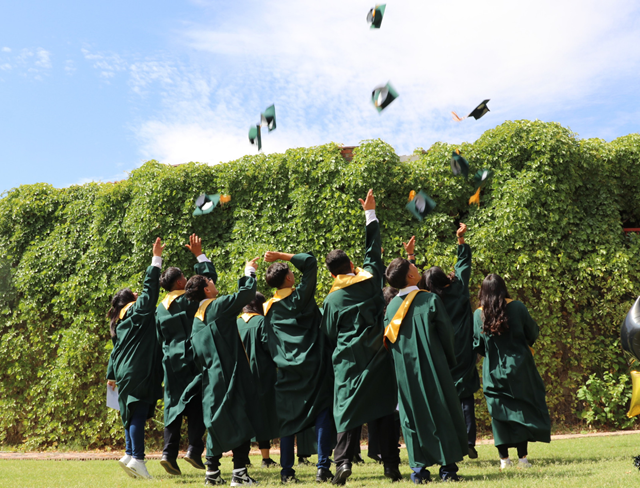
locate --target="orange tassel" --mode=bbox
[408,190,416,202]
[220,194,231,204]
[468,187,481,207]
[451,111,464,122]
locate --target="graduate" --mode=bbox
[186,257,261,486]
[321,189,401,485]
[262,250,334,483]
[472,273,551,469]
[106,238,165,480]
[384,255,468,483]
[420,223,481,458]
[155,234,216,475]
[236,292,280,468]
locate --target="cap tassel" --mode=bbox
[468,187,481,207]
[220,194,231,204]
[451,111,465,122]
[408,190,416,202]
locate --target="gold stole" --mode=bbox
[195,298,216,322]
[240,312,261,323]
[161,290,185,310]
[119,302,136,320]
[263,287,294,315]
[328,268,373,295]
[478,299,534,355]
[384,290,426,344]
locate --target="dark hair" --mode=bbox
[160,267,184,291]
[243,292,266,315]
[478,273,511,335]
[385,258,411,289]
[382,286,399,306]
[107,288,136,338]
[185,275,209,303]
[265,263,290,289]
[422,266,456,298]
[325,250,352,276]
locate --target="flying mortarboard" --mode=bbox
[450,149,469,178]
[451,99,491,122]
[406,190,436,221]
[469,169,493,207]
[248,125,262,151]
[367,4,386,29]
[194,193,220,216]
[261,104,276,132]
[622,297,640,362]
[372,82,399,112]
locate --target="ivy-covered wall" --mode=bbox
[1,120,639,449]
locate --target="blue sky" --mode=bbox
[1,0,639,194]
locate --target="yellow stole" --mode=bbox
[384,290,426,344]
[161,290,185,310]
[478,299,534,355]
[119,302,136,320]
[263,287,294,316]
[328,268,373,295]
[195,298,216,322]
[240,312,261,323]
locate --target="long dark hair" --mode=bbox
[107,288,136,338]
[478,273,511,335]
[421,266,456,297]
[243,292,266,315]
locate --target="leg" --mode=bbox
[496,444,509,459]
[411,467,431,484]
[129,402,149,460]
[258,439,271,459]
[367,419,381,462]
[517,441,528,459]
[439,463,459,481]
[185,396,206,458]
[163,413,183,460]
[205,431,222,472]
[124,425,133,457]
[315,408,332,470]
[460,396,477,447]
[232,441,251,470]
[372,414,401,481]
[280,434,296,478]
[333,427,359,467]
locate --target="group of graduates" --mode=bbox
[106,189,551,486]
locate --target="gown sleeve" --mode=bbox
[432,294,457,368]
[130,266,161,317]
[362,220,384,289]
[472,309,485,356]
[519,302,540,346]
[454,244,472,296]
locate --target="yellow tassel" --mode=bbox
[468,187,481,207]
[628,370,640,417]
[220,194,231,204]
[408,190,416,202]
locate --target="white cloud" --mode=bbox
[1,47,10,53]
[34,48,51,69]
[81,48,127,79]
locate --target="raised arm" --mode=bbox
[187,234,218,281]
[131,237,163,315]
[454,223,471,293]
[432,295,457,368]
[210,260,258,320]
[403,235,416,265]
[360,189,384,284]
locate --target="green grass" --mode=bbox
[2,435,640,487]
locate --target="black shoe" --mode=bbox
[184,451,206,470]
[262,458,279,468]
[205,470,226,486]
[384,465,403,482]
[316,468,334,483]
[442,473,461,482]
[231,468,258,486]
[468,446,478,459]
[353,454,365,465]
[281,475,300,484]
[331,463,352,485]
[160,456,181,475]
[298,456,312,466]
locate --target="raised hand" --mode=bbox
[264,251,280,263]
[456,223,468,237]
[152,237,165,257]
[185,233,203,256]
[246,257,260,269]
[359,189,375,211]
[403,236,416,256]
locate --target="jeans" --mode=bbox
[280,407,332,477]
[162,395,206,460]
[460,396,477,447]
[125,402,150,460]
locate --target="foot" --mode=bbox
[184,451,206,470]
[281,475,300,484]
[441,473,461,482]
[262,458,280,468]
[331,463,352,486]
[500,458,512,470]
[298,456,313,466]
[160,456,182,475]
[316,468,334,483]
[205,470,226,486]
[468,446,478,459]
[353,453,365,465]
[518,457,532,468]
[127,458,152,479]
[410,469,431,484]
[118,454,136,478]
[231,468,258,486]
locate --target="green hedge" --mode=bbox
[1,120,639,449]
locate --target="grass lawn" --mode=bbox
[2,435,640,487]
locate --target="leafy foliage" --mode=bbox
[1,120,639,448]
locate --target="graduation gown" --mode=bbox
[237,313,280,441]
[106,266,163,428]
[473,301,551,446]
[321,220,397,433]
[190,276,260,456]
[384,291,468,468]
[439,244,480,399]
[155,261,217,426]
[263,253,333,437]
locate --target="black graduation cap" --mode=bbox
[622,297,640,362]
[450,150,469,178]
[367,4,386,29]
[261,104,276,132]
[406,190,436,221]
[248,125,262,151]
[372,82,399,112]
[452,99,491,122]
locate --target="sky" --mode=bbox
[1,0,639,194]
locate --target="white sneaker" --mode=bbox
[500,458,513,470]
[519,457,532,468]
[119,455,136,478]
[127,458,153,479]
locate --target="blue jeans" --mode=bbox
[125,402,149,460]
[280,407,332,477]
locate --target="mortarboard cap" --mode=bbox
[406,190,436,221]
[622,297,640,362]
[248,125,262,151]
[367,4,386,29]
[451,99,491,122]
[469,169,492,207]
[372,82,399,112]
[194,193,221,216]
[450,149,469,178]
[260,104,276,132]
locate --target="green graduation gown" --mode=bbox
[106,265,163,428]
[384,291,468,468]
[190,275,260,456]
[237,314,280,441]
[321,220,397,433]
[473,301,551,446]
[439,244,480,399]
[155,261,217,426]
[263,253,333,437]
